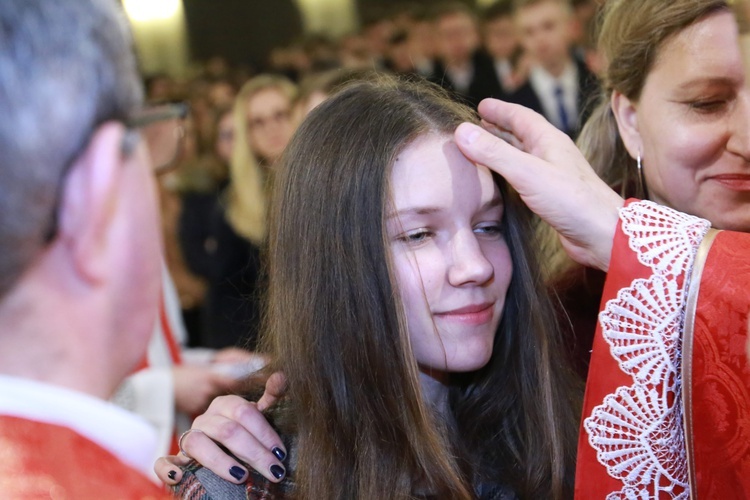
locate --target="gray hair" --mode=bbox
[0,0,144,298]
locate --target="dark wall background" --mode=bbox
[183,0,304,68]
[183,0,478,68]
[356,0,476,23]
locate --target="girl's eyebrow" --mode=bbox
[386,196,503,220]
[479,195,504,212]
[386,206,442,220]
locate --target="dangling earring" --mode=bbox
[636,152,649,200]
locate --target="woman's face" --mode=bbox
[615,11,750,231]
[245,87,293,163]
[387,134,512,379]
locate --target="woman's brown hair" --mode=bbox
[262,74,580,499]
[577,0,729,198]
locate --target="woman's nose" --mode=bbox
[727,90,750,161]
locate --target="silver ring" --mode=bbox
[178,428,205,459]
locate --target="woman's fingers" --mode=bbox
[172,395,287,483]
[154,454,190,485]
[256,372,287,412]
[173,423,252,483]
[455,121,556,210]
[454,99,624,271]
[476,98,560,156]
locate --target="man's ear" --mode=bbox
[611,91,642,159]
[57,122,127,284]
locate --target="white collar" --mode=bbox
[0,374,158,478]
[528,61,579,130]
[529,61,578,93]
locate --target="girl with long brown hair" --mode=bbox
[170,75,580,499]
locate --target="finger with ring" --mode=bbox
[178,428,205,459]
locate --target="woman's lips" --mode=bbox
[433,303,495,325]
[710,174,750,191]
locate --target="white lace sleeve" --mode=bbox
[583,200,710,500]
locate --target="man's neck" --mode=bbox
[0,271,120,399]
[541,55,572,79]
[444,56,472,72]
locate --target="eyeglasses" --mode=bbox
[247,109,291,131]
[43,102,189,243]
[129,102,189,173]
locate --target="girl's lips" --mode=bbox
[434,303,495,325]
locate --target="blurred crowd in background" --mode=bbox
[151,0,603,352]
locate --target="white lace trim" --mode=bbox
[584,200,710,499]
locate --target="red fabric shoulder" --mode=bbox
[0,415,168,499]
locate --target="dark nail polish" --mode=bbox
[168,470,177,481]
[270,464,285,480]
[272,447,286,461]
[229,466,246,481]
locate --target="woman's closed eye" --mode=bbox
[682,92,734,115]
[688,99,730,114]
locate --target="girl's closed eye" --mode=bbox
[474,221,504,238]
[399,228,434,245]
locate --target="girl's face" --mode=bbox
[614,11,750,231]
[387,134,512,380]
[245,87,293,163]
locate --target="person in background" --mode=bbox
[290,69,368,124]
[408,7,440,78]
[336,32,373,70]
[429,2,504,107]
[0,0,169,496]
[200,75,297,350]
[506,0,598,138]
[178,106,233,313]
[361,13,395,68]
[480,0,528,95]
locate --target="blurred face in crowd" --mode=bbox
[209,81,235,108]
[246,87,293,163]
[364,19,394,58]
[614,10,750,232]
[411,19,438,60]
[515,0,574,74]
[436,11,480,66]
[215,110,235,164]
[483,15,518,61]
[387,134,512,379]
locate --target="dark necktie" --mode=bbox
[554,85,570,134]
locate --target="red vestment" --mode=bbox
[0,415,168,499]
[575,200,750,498]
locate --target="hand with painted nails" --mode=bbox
[454,98,625,272]
[154,373,288,487]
